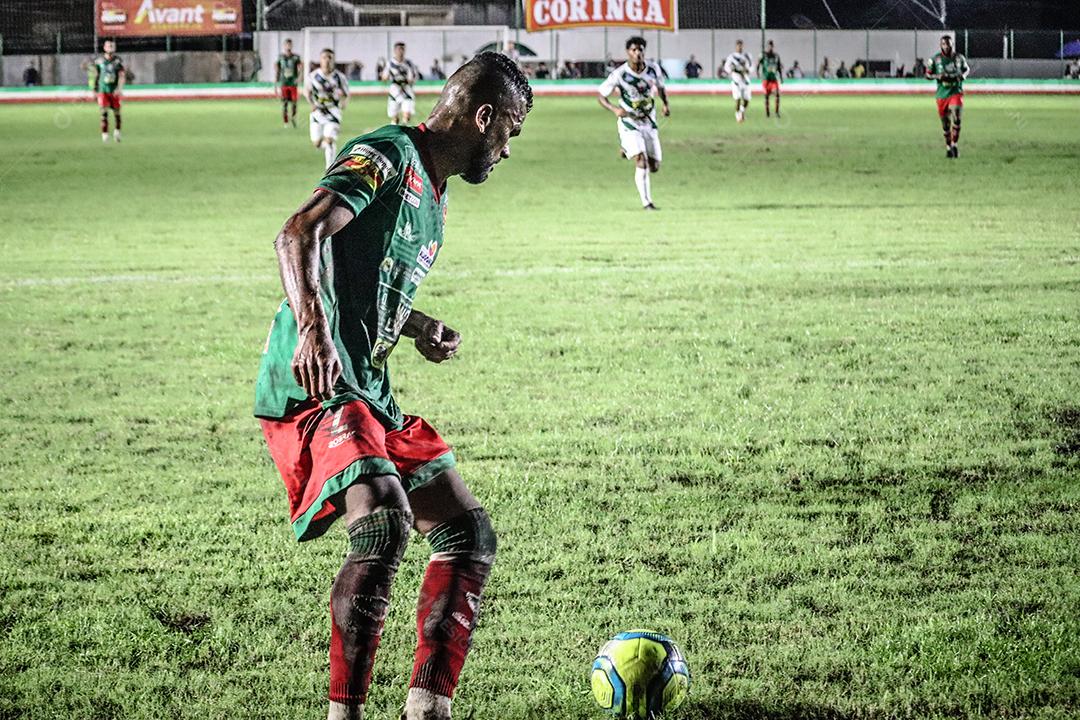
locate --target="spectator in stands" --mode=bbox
[1064,60,1079,79]
[23,64,40,87]
[819,57,832,78]
[375,57,386,81]
[912,57,926,77]
[836,61,850,78]
[787,60,804,78]
[535,61,550,79]
[605,54,618,74]
[685,54,702,78]
[429,59,446,80]
[348,61,364,81]
[895,64,905,78]
[558,61,580,79]
[502,41,520,65]
[852,60,866,78]
[248,51,262,81]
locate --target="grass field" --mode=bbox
[1,93,1079,720]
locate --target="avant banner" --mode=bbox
[524,0,677,32]
[96,0,244,37]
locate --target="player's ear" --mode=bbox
[474,103,494,134]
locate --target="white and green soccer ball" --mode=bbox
[590,630,690,719]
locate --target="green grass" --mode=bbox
[1,94,1079,720]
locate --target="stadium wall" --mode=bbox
[3,78,1078,104]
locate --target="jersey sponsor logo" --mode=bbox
[417,240,438,270]
[396,221,416,245]
[371,337,396,369]
[401,164,423,208]
[409,267,427,285]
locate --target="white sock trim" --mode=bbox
[405,687,451,720]
[328,700,364,720]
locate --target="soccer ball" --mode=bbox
[590,630,690,719]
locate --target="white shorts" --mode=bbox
[309,116,340,144]
[731,82,752,101]
[617,120,662,162]
[387,97,416,119]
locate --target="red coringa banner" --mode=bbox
[96,0,244,37]
[523,0,677,31]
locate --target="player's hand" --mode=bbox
[613,107,628,118]
[662,103,671,117]
[292,325,342,399]
[414,318,460,363]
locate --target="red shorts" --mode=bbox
[936,94,962,117]
[763,79,780,94]
[260,399,455,541]
[280,85,299,102]
[97,92,121,110]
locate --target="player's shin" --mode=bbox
[328,508,413,713]
[408,508,496,716]
[951,108,962,145]
[100,112,109,135]
[324,141,337,169]
[940,115,952,148]
[634,165,653,207]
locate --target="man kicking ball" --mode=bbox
[255,51,531,720]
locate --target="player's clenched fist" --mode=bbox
[292,326,342,399]
[414,317,461,363]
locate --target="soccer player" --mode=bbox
[307,48,350,169]
[254,51,531,720]
[382,42,419,125]
[92,40,125,143]
[276,38,303,128]
[757,39,783,118]
[926,34,970,158]
[597,36,670,211]
[722,39,753,123]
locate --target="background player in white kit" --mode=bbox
[722,39,754,123]
[307,48,349,168]
[597,36,670,211]
[381,42,418,124]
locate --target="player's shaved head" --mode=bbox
[424,51,532,184]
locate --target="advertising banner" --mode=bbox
[523,0,677,32]
[96,0,243,37]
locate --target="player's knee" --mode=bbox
[635,156,647,169]
[345,507,414,570]
[425,507,496,565]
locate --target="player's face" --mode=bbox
[284,41,292,54]
[321,52,334,71]
[735,41,743,53]
[461,98,527,185]
[103,41,115,56]
[940,37,953,55]
[626,43,644,66]
[394,45,405,61]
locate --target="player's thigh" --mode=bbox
[342,474,411,526]
[401,99,416,118]
[309,117,323,144]
[618,124,647,160]
[387,98,400,118]
[644,127,662,166]
[407,468,481,535]
[323,121,341,142]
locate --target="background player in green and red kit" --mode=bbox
[276,38,303,127]
[93,40,125,143]
[926,34,970,158]
[757,40,783,118]
[255,52,531,720]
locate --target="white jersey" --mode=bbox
[384,58,418,101]
[723,51,753,87]
[308,68,349,124]
[598,61,665,128]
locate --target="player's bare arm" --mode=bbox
[658,84,670,116]
[402,310,461,363]
[598,94,628,117]
[274,189,354,398]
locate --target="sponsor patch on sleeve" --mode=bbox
[401,164,424,208]
[338,144,399,192]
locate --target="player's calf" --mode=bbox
[407,507,497,719]
[329,505,413,718]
